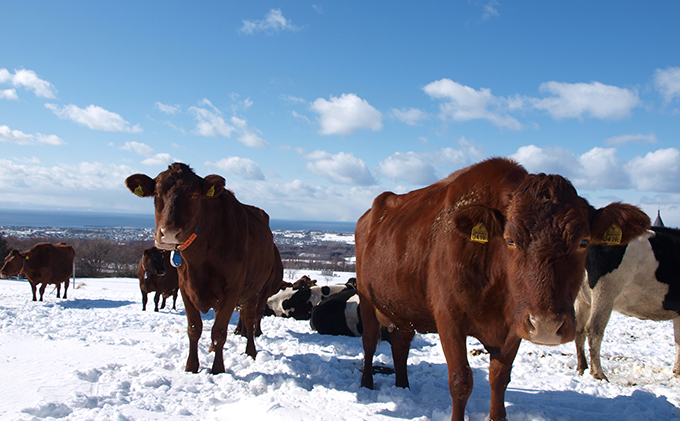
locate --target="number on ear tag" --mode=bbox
[602,223,622,245]
[471,222,489,243]
[206,185,215,197]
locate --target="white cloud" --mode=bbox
[1,88,18,100]
[604,133,657,146]
[303,150,375,185]
[624,148,680,192]
[121,141,154,157]
[482,0,500,19]
[379,152,437,185]
[189,103,236,138]
[654,67,680,103]
[310,93,383,136]
[576,147,630,189]
[378,139,484,185]
[45,103,142,133]
[533,81,639,120]
[423,79,521,130]
[231,116,269,148]
[154,102,180,114]
[239,9,300,35]
[141,153,176,166]
[0,125,65,145]
[189,100,267,148]
[0,68,56,98]
[391,108,427,126]
[207,157,265,181]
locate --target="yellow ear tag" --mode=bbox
[471,222,489,243]
[602,223,622,245]
[134,185,145,197]
[206,185,215,197]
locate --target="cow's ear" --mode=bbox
[453,205,505,243]
[125,174,156,198]
[590,202,650,246]
[202,175,225,198]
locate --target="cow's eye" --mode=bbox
[579,239,589,248]
[506,238,516,248]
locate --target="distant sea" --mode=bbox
[0,209,356,232]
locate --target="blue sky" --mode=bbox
[1,1,679,226]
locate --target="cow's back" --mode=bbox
[356,158,527,333]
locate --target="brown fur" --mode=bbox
[126,163,284,374]
[0,242,75,301]
[355,158,650,421]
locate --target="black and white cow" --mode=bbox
[575,226,680,381]
[310,288,362,336]
[265,283,354,320]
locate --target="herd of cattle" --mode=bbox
[1,158,679,421]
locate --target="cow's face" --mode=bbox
[126,163,225,251]
[143,247,166,276]
[0,249,24,278]
[453,173,649,346]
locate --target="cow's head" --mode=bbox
[126,163,225,251]
[143,247,166,276]
[454,173,649,346]
[0,249,26,278]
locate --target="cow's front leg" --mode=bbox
[56,283,61,298]
[63,279,69,299]
[488,339,521,421]
[29,280,37,301]
[38,283,47,301]
[574,288,591,375]
[181,288,203,373]
[237,300,258,359]
[390,327,415,388]
[210,294,239,373]
[437,323,472,421]
[586,296,616,381]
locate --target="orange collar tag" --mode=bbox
[602,224,622,245]
[471,223,489,243]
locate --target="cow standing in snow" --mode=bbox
[576,226,680,381]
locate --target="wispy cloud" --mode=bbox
[239,9,300,35]
[189,98,268,148]
[604,133,657,146]
[0,125,65,145]
[0,68,57,99]
[45,103,142,133]
[207,156,265,180]
[391,108,427,126]
[302,150,376,186]
[154,102,180,114]
[653,66,680,104]
[121,141,154,156]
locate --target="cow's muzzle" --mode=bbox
[155,227,181,250]
[519,312,574,346]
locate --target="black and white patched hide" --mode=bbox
[310,288,362,336]
[265,284,353,320]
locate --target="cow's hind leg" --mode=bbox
[673,317,680,377]
[488,339,521,421]
[38,283,47,301]
[56,282,61,298]
[141,291,148,311]
[181,289,203,373]
[29,280,37,301]
[586,298,616,381]
[153,291,161,312]
[210,293,239,373]
[358,292,380,389]
[63,279,69,299]
[236,300,258,359]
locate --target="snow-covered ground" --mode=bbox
[1,271,680,421]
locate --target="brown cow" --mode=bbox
[137,246,179,312]
[125,163,283,374]
[355,158,650,421]
[0,242,75,301]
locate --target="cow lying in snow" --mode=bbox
[575,226,680,381]
[0,242,75,301]
[310,285,390,342]
[137,246,179,312]
[265,281,355,320]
